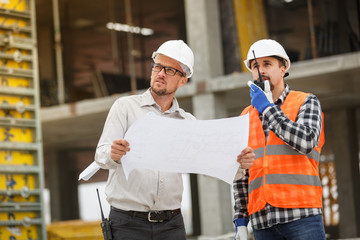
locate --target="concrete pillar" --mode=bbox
[48,150,80,221]
[185,0,223,80]
[329,109,360,238]
[191,93,233,237]
[192,93,227,120]
[185,0,233,236]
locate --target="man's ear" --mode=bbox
[179,77,188,86]
[280,65,286,77]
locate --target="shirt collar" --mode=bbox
[141,88,183,115]
[274,84,291,106]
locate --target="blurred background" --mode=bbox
[1,0,360,239]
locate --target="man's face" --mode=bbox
[150,55,187,96]
[250,56,286,92]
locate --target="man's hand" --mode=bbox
[111,139,130,162]
[234,219,248,240]
[248,80,274,114]
[237,147,255,169]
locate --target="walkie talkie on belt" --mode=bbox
[96,188,113,240]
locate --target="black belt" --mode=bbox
[111,206,181,223]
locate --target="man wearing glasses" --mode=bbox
[95,40,194,239]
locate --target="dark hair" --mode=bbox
[249,56,286,69]
[270,55,286,68]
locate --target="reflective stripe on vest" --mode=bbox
[249,176,263,194]
[249,174,322,194]
[253,145,320,163]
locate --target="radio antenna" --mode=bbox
[252,50,265,90]
[252,50,263,82]
[96,188,112,240]
[96,188,105,221]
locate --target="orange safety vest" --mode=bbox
[241,90,325,216]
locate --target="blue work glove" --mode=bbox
[234,218,249,240]
[248,80,274,114]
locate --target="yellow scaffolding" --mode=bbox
[0,0,46,239]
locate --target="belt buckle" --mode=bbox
[148,211,163,223]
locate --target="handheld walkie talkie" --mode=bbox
[96,188,113,240]
[252,50,265,91]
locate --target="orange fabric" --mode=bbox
[242,91,325,215]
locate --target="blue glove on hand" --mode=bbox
[248,80,274,114]
[234,218,249,240]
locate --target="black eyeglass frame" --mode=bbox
[151,63,185,77]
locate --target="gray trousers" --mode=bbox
[109,208,186,240]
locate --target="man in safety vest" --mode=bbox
[233,39,326,240]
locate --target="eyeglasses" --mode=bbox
[152,63,184,77]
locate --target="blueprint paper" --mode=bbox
[78,161,101,181]
[121,114,249,184]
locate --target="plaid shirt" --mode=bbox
[233,85,323,230]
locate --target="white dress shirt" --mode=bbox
[95,89,195,211]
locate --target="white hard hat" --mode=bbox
[244,39,291,72]
[152,40,194,78]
